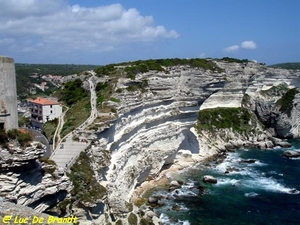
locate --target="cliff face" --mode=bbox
[86,61,300,215]
[88,66,226,213]
[2,59,300,223]
[196,61,300,153]
[0,142,71,213]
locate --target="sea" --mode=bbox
[153,140,300,225]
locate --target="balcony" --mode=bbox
[31,109,42,115]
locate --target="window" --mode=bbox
[50,110,53,114]
[50,105,53,108]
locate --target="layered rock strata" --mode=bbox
[87,62,300,218]
[0,143,71,213]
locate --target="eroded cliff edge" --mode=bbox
[2,59,300,224]
[76,60,300,224]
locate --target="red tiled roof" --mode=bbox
[29,97,59,105]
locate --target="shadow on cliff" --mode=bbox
[178,129,200,154]
[28,190,68,212]
[11,161,43,185]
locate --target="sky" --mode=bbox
[0,0,299,65]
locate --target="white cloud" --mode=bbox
[223,40,257,53]
[223,45,240,53]
[0,0,179,61]
[241,41,257,49]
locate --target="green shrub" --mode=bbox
[128,213,138,225]
[39,157,57,166]
[95,64,116,76]
[18,116,31,127]
[17,131,33,147]
[110,97,120,103]
[68,152,107,204]
[276,88,299,116]
[7,129,18,139]
[197,107,251,132]
[0,129,8,144]
[60,79,89,106]
[126,80,148,92]
[115,219,123,225]
[43,118,59,141]
[139,218,149,225]
[221,57,249,63]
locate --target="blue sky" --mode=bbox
[0,0,299,65]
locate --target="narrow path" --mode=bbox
[50,72,98,169]
[52,105,69,149]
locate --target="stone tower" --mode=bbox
[0,56,18,131]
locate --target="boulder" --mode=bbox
[225,166,240,173]
[276,141,292,148]
[203,175,217,184]
[282,150,300,158]
[196,185,206,194]
[265,140,274,148]
[145,210,157,218]
[157,200,165,206]
[257,142,266,149]
[169,180,181,191]
[239,159,256,164]
[152,216,160,225]
[231,140,244,148]
[148,196,158,204]
[171,204,181,211]
[224,143,235,152]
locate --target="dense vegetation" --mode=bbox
[0,129,33,148]
[59,79,89,106]
[95,58,223,78]
[126,80,149,92]
[220,57,250,63]
[61,97,91,137]
[95,81,113,104]
[270,62,300,70]
[260,83,289,97]
[197,107,251,132]
[16,63,100,76]
[276,88,299,116]
[43,118,59,141]
[15,63,99,99]
[68,151,107,204]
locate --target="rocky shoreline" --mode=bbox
[2,59,300,224]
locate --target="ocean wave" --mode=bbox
[244,192,259,197]
[159,213,190,225]
[171,187,197,197]
[243,176,298,194]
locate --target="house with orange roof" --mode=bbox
[28,97,62,128]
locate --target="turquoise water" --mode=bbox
[154,141,300,225]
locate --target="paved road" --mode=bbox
[50,136,88,168]
[50,72,97,168]
[26,128,53,157]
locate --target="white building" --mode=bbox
[29,97,62,128]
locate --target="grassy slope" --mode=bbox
[15,63,100,98]
[269,62,300,70]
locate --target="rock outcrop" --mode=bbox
[203,175,218,184]
[85,60,300,220]
[282,150,300,158]
[2,59,300,224]
[0,143,71,213]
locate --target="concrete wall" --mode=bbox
[0,56,18,130]
[42,104,62,122]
